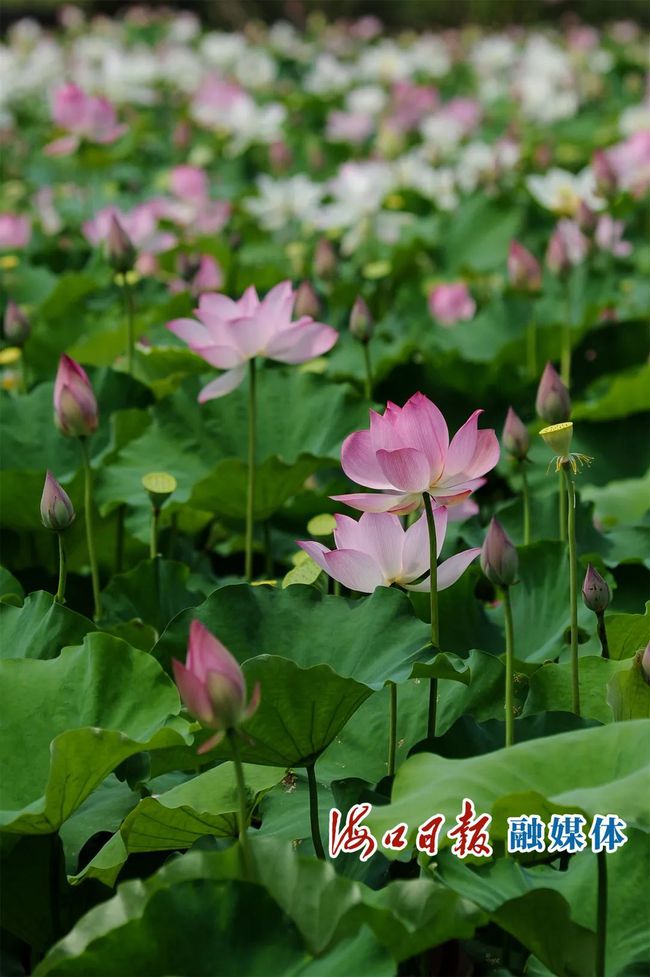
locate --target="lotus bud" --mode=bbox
[536,362,571,423]
[545,226,569,275]
[507,241,542,292]
[172,620,261,753]
[642,644,650,685]
[106,214,135,274]
[53,354,99,438]
[3,301,30,345]
[480,518,519,589]
[502,407,530,461]
[40,470,75,532]
[313,238,336,279]
[177,252,202,282]
[592,149,617,196]
[294,281,320,319]
[582,564,611,614]
[349,296,373,343]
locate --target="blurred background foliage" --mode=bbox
[2,0,650,30]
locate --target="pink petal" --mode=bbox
[172,659,214,724]
[167,317,213,348]
[244,681,262,720]
[257,280,294,327]
[265,320,338,364]
[198,365,246,402]
[238,285,261,316]
[296,540,331,574]
[405,547,480,592]
[331,491,420,514]
[197,344,246,370]
[323,549,385,593]
[469,429,500,479]
[444,410,482,479]
[340,429,393,490]
[197,293,241,322]
[348,512,404,581]
[376,447,432,493]
[44,135,80,156]
[401,511,430,581]
[222,315,270,359]
[188,620,244,695]
[197,730,226,754]
[393,393,449,481]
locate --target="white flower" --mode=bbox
[245,174,323,231]
[316,161,395,232]
[620,103,650,136]
[304,54,353,94]
[346,84,387,116]
[527,167,603,215]
[420,114,465,157]
[407,36,451,78]
[356,41,412,83]
[234,49,277,89]
[200,31,247,69]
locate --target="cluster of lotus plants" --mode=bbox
[1,6,649,977]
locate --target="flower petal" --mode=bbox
[393,392,449,481]
[167,317,213,348]
[401,511,430,581]
[331,491,420,514]
[172,659,214,724]
[444,412,500,482]
[296,540,331,574]
[405,546,480,592]
[198,365,247,402]
[349,512,404,581]
[341,429,393,490]
[265,319,338,363]
[322,549,385,593]
[376,447,432,493]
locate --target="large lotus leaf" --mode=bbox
[439,829,649,977]
[94,371,369,520]
[73,763,285,887]
[155,584,430,686]
[0,591,95,660]
[444,196,522,273]
[486,542,600,662]
[572,363,650,421]
[58,777,138,875]
[522,656,630,723]
[100,558,203,637]
[36,837,485,976]
[367,721,650,849]
[605,603,650,659]
[0,633,191,833]
[607,657,650,720]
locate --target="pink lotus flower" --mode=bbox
[606,131,650,197]
[0,214,31,249]
[326,111,374,144]
[53,355,98,438]
[507,241,542,292]
[83,204,176,256]
[158,167,231,237]
[546,219,589,273]
[388,81,439,134]
[332,392,499,514]
[595,215,632,257]
[172,620,261,753]
[298,509,480,595]
[428,283,476,327]
[45,83,126,156]
[167,281,339,401]
[169,165,209,203]
[442,97,482,134]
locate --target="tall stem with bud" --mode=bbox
[245,358,257,582]
[563,465,580,716]
[79,438,102,621]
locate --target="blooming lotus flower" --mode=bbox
[45,83,126,156]
[428,283,476,327]
[606,132,650,197]
[172,620,261,753]
[332,392,499,514]
[0,214,31,250]
[53,355,98,438]
[595,216,632,257]
[83,204,177,256]
[169,165,209,202]
[167,281,338,401]
[298,510,480,594]
[40,471,75,532]
[527,167,602,216]
[508,241,542,292]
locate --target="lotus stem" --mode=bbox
[115,503,125,573]
[502,586,514,747]
[150,505,160,559]
[561,281,572,387]
[123,276,135,378]
[245,357,257,582]
[55,533,67,604]
[79,438,102,621]
[596,850,608,977]
[559,470,567,542]
[521,462,531,545]
[306,762,325,859]
[228,729,253,878]
[563,465,581,716]
[596,610,610,660]
[423,492,439,738]
[526,318,537,380]
[362,341,373,400]
[388,681,397,777]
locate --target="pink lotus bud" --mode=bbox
[507,241,541,292]
[313,238,337,279]
[349,296,373,343]
[546,220,589,274]
[582,564,611,614]
[546,227,568,275]
[592,149,617,196]
[480,518,519,589]
[642,644,650,685]
[269,140,293,171]
[106,215,135,273]
[294,281,320,319]
[169,165,208,203]
[536,362,571,424]
[3,301,30,344]
[40,470,75,531]
[53,354,98,438]
[502,407,530,461]
[576,202,596,231]
[172,620,261,753]
[428,283,476,327]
